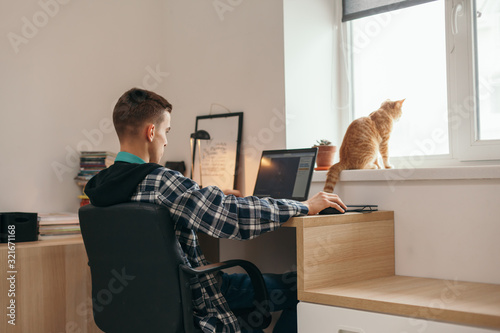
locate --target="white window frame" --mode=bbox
[448,0,500,161]
[345,0,500,166]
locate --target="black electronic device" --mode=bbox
[165,161,186,176]
[319,207,345,215]
[319,205,378,215]
[0,212,39,243]
[252,148,318,201]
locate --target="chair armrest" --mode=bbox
[180,259,269,311]
[179,259,271,332]
[182,259,261,276]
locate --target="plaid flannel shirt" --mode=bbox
[130,167,308,333]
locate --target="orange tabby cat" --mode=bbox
[324,99,405,193]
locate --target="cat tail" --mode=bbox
[324,162,346,193]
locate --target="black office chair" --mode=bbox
[79,202,271,333]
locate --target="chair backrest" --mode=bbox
[79,202,194,333]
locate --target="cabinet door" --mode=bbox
[298,302,499,333]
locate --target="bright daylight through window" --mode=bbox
[349,0,500,161]
[475,0,500,140]
[350,1,448,157]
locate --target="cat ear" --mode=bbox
[396,99,406,107]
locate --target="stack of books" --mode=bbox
[38,213,81,236]
[75,151,116,206]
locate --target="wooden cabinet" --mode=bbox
[0,236,101,333]
[284,212,500,331]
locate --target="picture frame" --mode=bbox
[192,112,243,190]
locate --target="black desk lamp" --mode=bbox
[190,130,211,186]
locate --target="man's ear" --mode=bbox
[146,124,155,142]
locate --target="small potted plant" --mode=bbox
[313,139,337,170]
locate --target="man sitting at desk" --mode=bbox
[85,88,346,333]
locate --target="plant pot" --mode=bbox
[315,145,337,170]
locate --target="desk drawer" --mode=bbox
[298,302,499,333]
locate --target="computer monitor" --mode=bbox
[253,148,318,201]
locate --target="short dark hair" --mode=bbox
[113,88,172,139]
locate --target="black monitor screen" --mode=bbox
[252,148,317,201]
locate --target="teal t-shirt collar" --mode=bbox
[115,151,146,164]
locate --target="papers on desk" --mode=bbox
[38,213,80,236]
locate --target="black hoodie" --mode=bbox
[85,162,162,207]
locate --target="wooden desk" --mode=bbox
[283,212,500,330]
[2,213,499,331]
[0,236,101,333]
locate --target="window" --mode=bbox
[351,1,448,157]
[346,0,500,164]
[475,0,500,141]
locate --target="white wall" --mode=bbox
[283,0,339,149]
[1,0,169,213]
[1,0,289,213]
[162,0,288,196]
[310,168,500,285]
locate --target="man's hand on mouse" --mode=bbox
[302,192,347,215]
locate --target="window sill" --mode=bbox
[312,165,500,183]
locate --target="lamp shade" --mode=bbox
[190,130,211,140]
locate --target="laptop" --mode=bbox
[253,148,317,201]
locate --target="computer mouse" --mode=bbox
[319,207,345,215]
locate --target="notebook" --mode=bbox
[252,148,318,201]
